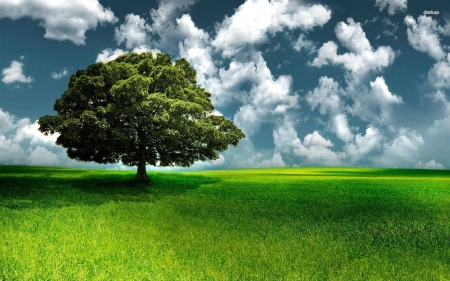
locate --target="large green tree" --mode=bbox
[38,52,245,179]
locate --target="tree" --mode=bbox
[38,52,246,179]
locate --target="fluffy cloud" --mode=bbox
[95,47,160,63]
[257,151,286,167]
[332,114,354,142]
[28,146,59,166]
[347,76,403,125]
[311,18,397,79]
[427,115,450,136]
[2,60,33,84]
[0,135,25,164]
[292,34,317,54]
[375,0,407,16]
[375,127,424,167]
[0,0,118,45]
[51,68,68,79]
[293,131,346,166]
[176,14,217,85]
[415,160,445,170]
[115,14,151,50]
[427,55,450,89]
[306,76,342,115]
[13,119,60,147]
[404,15,446,61]
[0,108,16,134]
[425,90,450,113]
[212,0,331,57]
[344,126,382,164]
[205,50,298,137]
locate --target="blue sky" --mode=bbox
[1,0,450,171]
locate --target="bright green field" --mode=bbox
[1,166,450,280]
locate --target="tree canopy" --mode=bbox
[38,52,246,179]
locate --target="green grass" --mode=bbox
[1,165,450,280]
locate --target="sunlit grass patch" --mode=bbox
[1,165,449,280]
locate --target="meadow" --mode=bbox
[1,165,450,280]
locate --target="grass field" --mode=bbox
[1,165,450,280]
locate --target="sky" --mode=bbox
[0,0,450,171]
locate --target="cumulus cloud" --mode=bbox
[404,15,446,61]
[0,0,118,45]
[51,68,68,79]
[311,18,397,79]
[0,108,16,134]
[95,47,160,63]
[205,50,298,137]
[306,76,342,115]
[332,114,354,142]
[293,131,346,166]
[115,14,151,50]
[212,0,331,57]
[374,127,424,167]
[0,135,25,164]
[28,146,59,166]
[375,0,407,16]
[344,126,382,164]
[176,14,217,85]
[257,151,286,167]
[347,76,403,125]
[425,90,450,113]
[415,160,445,170]
[427,56,450,89]
[2,60,33,84]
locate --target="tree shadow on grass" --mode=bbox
[0,173,220,210]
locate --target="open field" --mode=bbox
[1,165,450,280]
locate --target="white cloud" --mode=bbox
[293,131,346,166]
[425,90,450,113]
[427,59,450,89]
[13,119,59,147]
[257,151,286,167]
[28,146,59,166]
[2,60,33,84]
[95,47,160,63]
[375,0,407,16]
[0,108,16,134]
[370,76,403,104]
[347,76,403,125]
[332,114,354,142]
[176,14,217,85]
[344,126,382,164]
[205,50,298,137]
[306,76,342,115]
[273,120,299,153]
[381,18,399,40]
[292,34,317,54]
[404,15,446,61]
[311,18,397,79]
[415,160,445,170]
[302,131,333,148]
[427,115,450,136]
[375,127,424,167]
[212,0,331,57]
[0,0,117,45]
[115,13,151,50]
[0,135,25,164]
[51,68,68,79]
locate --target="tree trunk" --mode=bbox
[135,144,149,180]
